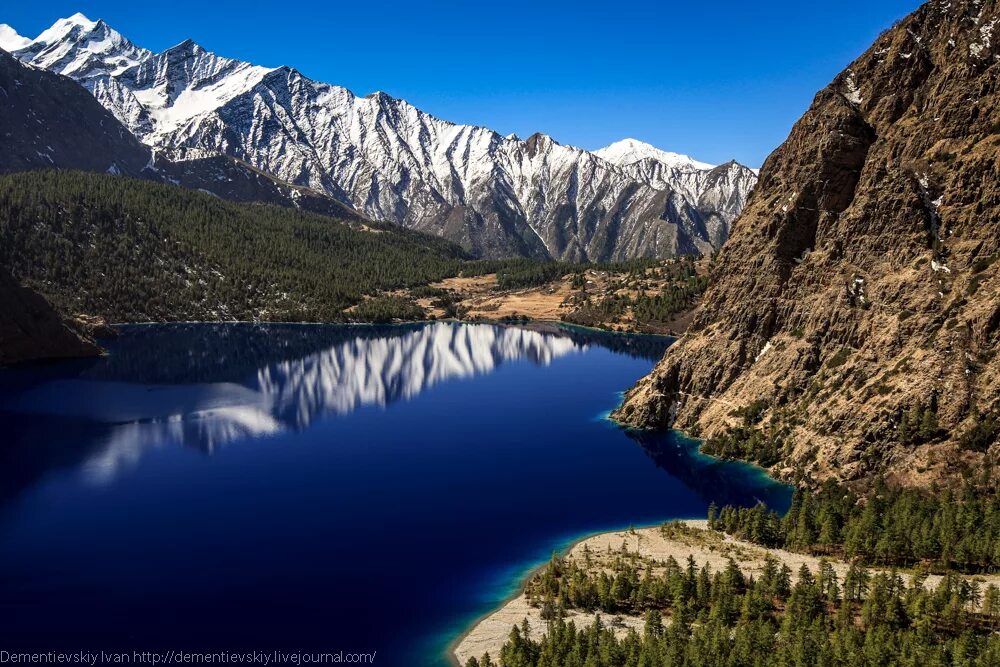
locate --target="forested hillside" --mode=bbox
[0,171,469,322]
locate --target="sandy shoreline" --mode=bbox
[444,519,683,667]
[450,520,707,666]
[451,519,1000,666]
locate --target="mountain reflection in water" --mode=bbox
[0,322,670,485]
[0,322,797,666]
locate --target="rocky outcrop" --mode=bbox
[0,267,101,365]
[614,0,1000,486]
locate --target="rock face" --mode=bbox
[0,48,150,176]
[1,15,756,260]
[0,266,100,365]
[614,0,1000,486]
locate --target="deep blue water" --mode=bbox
[0,322,790,666]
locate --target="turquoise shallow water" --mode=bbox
[0,322,790,666]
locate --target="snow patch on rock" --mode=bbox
[843,72,863,105]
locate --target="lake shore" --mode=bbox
[451,519,1000,666]
[451,520,707,666]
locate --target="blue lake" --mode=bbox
[0,322,790,665]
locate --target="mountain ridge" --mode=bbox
[595,138,717,170]
[0,48,362,220]
[2,14,756,260]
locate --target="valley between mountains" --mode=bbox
[2,0,999,486]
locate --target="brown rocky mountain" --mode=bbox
[613,0,1000,487]
[0,266,100,365]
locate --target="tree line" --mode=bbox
[709,482,1000,573]
[494,257,669,291]
[699,399,788,467]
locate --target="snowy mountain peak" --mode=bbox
[13,13,150,80]
[116,38,276,138]
[34,12,97,44]
[0,25,31,51]
[162,38,204,57]
[595,138,715,171]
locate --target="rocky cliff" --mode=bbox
[614,0,1000,487]
[0,266,100,365]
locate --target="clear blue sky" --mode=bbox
[4,0,922,167]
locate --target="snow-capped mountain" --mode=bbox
[2,14,757,260]
[0,24,30,51]
[598,138,759,249]
[595,138,716,171]
[8,13,149,80]
[0,48,361,221]
[624,158,758,249]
